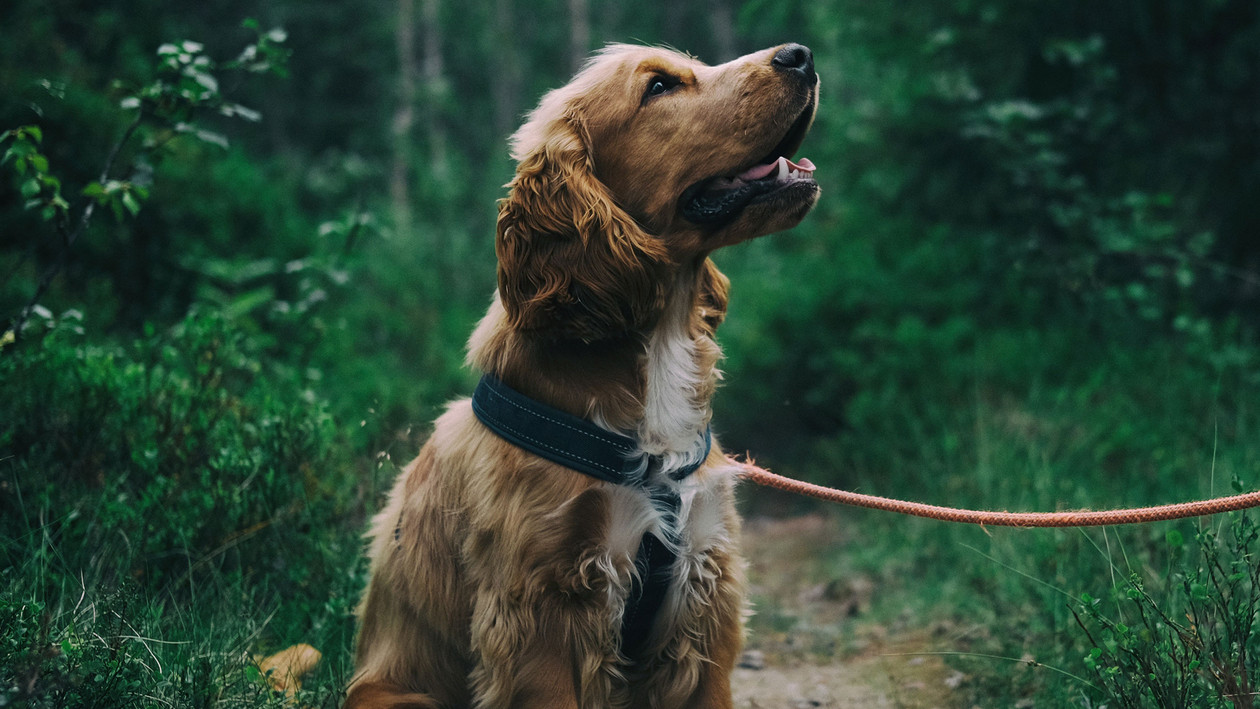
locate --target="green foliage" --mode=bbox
[1,20,291,346]
[1,20,288,232]
[1,2,1259,707]
[0,586,346,709]
[2,310,341,594]
[81,178,149,222]
[1075,513,1260,708]
[0,593,157,709]
[0,312,365,707]
[0,125,70,224]
[124,25,287,144]
[717,0,1260,488]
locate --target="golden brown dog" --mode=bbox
[347,43,820,709]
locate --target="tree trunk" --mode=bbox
[568,0,590,73]
[708,0,737,61]
[391,0,418,239]
[421,0,448,179]
[491,0,521,142]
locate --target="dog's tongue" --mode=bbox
[738,156,816,181]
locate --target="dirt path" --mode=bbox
[732,654,958,709]
[731,515,965,709]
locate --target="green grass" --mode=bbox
[0,312,387,707]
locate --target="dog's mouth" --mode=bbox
[680,97,818,226]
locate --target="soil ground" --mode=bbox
[732,515,966,709]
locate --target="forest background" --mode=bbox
[2,0,1259,706]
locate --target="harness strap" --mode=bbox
[471,375,709,658]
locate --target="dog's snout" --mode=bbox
[771,43,815,82]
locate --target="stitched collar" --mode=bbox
[471,375,710,485]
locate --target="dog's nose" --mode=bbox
[772,43,815,82]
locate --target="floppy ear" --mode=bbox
[496,114,669,342]
[694,257,730,337]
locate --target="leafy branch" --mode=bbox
[1,21,289,349]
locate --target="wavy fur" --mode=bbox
[348,42,819,709]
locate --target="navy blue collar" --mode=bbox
[471,375,710,485]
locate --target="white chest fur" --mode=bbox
[637,280,713,474]
[600,461,740,648]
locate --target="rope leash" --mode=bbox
[738,464,1260,528]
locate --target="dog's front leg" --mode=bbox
[465,486,623,709]
[468,587,619,709]
[631,536,746,709]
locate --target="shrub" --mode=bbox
[1075,511,1259,708]
[0,312,366,707]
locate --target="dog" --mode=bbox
[347,42,820,709]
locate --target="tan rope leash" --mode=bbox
[739,464,1260,527]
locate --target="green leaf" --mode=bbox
[82,182,106,199]
[226,286,277,318]
[194,129,229,149]
[20,178,41,198]
[25,125,42,143]
[192,71,220,94]
[121,191,141,216]
[30,153,49,173]
[221,103,262,122]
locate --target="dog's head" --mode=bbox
[497,44,820,341]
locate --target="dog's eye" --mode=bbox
[644,75,679,101]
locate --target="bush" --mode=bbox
[0,312,368,707]
[1075,511,1260,708]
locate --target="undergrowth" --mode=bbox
[737,318,1260,708]
[0,312,377,707]
[1075,512,1259,708]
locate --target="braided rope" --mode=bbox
[739,464,1260,528]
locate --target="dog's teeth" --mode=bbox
[777,158,789,180]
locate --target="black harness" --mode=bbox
[471,375,710,658]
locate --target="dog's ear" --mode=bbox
[496,113,669,342]
[694,257,730,337]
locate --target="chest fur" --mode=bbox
[600,467,738,649]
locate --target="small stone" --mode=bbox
[737,649,766,670]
